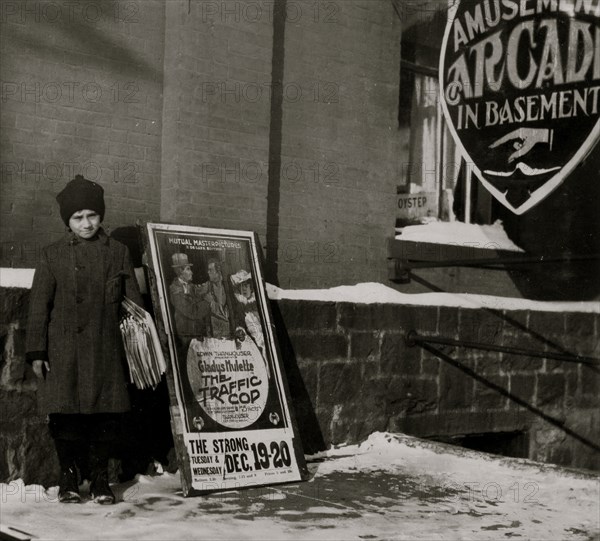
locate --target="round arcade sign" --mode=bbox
[440,0,600,214]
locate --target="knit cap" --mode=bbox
[56,175,105,225]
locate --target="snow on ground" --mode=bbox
[2,267,598,313]
[395,220,524,252]
[1,432,598,541]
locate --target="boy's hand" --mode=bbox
[32,360,50,380]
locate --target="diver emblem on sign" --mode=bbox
[440,0,600,214]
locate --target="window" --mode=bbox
[395,2,497,227]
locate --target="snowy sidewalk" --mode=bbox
[1,432,598,540]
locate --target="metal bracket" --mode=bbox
[406,331,599,367]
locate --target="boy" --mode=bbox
[26,175,143,504]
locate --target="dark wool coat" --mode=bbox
[25,229,143,415]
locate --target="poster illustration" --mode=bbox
[440,0,600,214]
[143,223,306,495]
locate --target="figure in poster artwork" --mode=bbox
[231,270,265,352]
[231,269,270,379]
[169,253,211,350]
[182,261,272,429]
[203,258,246,341]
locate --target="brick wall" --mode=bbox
[2,0,598,298]
[275,1,401,287]
[1,0,164,267]
[158,0,401,288]
[159,0,274,237]
[2,0,401,288]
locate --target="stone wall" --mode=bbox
[1,288,55,485]
[2,286,597,485]
[276,299,600,470]
[0,286,173,485]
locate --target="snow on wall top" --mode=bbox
[266,282,600,313]
[0,268,35,288]
[2,268,598,313]
[396,220,524,252]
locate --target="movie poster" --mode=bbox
[144,223,306,495]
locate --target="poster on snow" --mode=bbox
[144,223,307,495]
[440,0,600,214]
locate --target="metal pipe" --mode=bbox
[406,331,599,366]
[400,59,438,78]
[399,253,600,270]
[436,90,444,219]
[464,162,472,224]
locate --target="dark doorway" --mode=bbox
[429,431,529,460]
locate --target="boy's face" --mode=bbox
[69,209,101,239]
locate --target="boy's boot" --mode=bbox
[89,442,115,505]
[58,466,81,503]
[54,439,82,503]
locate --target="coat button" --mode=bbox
[76,326,84,333]
[76,296,84,304]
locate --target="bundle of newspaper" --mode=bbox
[119,296,167,390]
